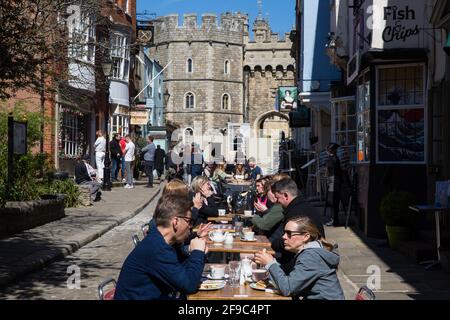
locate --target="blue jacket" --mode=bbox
[114,225,205,300]
[266,241,345,300]
[141,142,156,162]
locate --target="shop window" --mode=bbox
[332,99,356,162]
[356,72,370,163]
[59,107,85,159]
[111,114,129,137]
[376,65,426,163]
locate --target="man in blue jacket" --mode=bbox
[114,195,207,300]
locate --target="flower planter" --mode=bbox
[0,198,65,239]
[385,225,410,250]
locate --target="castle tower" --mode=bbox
[149,13,247,137]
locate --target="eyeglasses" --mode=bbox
[283,230,306,238]
[177,216,194,227]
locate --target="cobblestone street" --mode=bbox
[0,192,161,300]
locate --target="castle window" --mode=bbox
[185,92,195,109]
[187,58,193,73]
[222,94,230,110]
[224,60,230,74]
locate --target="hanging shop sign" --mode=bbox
[370,0,428,49]
[130,110,149,125]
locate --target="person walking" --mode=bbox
[94,130,106,183]
[141,135,156,188]
[119,135,127,182]
[325,143,345,227]
[154,145,166,180]
[110,133,122,182]
[123,135,135,189]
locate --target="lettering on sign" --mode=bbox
[382,6,419,43]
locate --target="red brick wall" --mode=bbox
[3,89,56,164]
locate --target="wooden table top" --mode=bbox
[207,214,254,222]
[207,240,274,255]
[188,265,289,300]
[207,235,271,247]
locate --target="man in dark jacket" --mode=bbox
[154,145,166,179]
[109,133,122,182]
[270,177,325,273]
[114,195,207,300]
[74,155,101,201]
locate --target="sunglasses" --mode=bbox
[283,230,306,238]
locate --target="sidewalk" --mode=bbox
[0,179,163,288]
[328,225,450,300]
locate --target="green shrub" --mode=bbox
[380,191,416,226]
[0,102,52,206]
[45,179,80,208]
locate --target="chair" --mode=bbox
[132,234,140,247]
[141,223,150,237]
[354,286,376,300]
[98,277,117,300]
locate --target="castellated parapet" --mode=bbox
[153,13,248,45]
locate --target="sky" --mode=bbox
[137,0,296,37]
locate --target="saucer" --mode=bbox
[240,237,257,242]
[207,274,229,280]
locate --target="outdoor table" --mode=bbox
[188,264,290,300]
[207,213,255,223]
[207,235,272,248]
[409,205,450,269]
[221,180,252,193]
[207,241,274,255]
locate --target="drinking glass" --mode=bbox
[234,221,243,236]
[228,261,241,288]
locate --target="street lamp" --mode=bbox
[163,89,170,107]
[102,55,113,191]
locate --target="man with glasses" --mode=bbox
[269,178,325,273]
[114,195,207,300]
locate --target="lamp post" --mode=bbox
[102,56,113,191]
[163,88,170,107]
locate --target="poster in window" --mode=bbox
[378,108,424,162]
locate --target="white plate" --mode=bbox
[240,237,257,242]
[206,274,230,280]
[249,282,278,293]
[199,280,226,291]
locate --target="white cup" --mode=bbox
[218,209,226,216]
[244,210,253,217]
[244,231,255,241]
[210,265,226,279]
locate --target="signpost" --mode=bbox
[7,113,27,198]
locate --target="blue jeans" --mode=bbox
[111,157,120,181]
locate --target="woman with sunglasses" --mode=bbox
[254,216,344,300]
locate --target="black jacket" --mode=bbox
[198,196,219,224]
[75,161,91,184]
[110,139,122,159]
[270,196,325,273]
[155,148,166,171]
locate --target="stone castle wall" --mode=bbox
[150,13,247,131]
